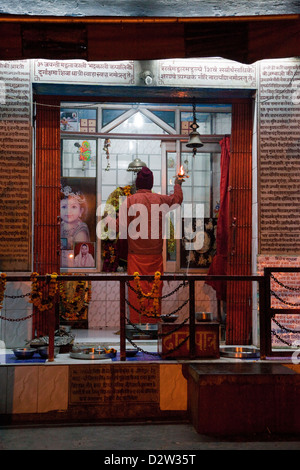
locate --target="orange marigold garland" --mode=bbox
[59,276,92,320]
[123,185,132,197]
[29,272,58,312]
[0,273,7,310]
[133,271,161,318]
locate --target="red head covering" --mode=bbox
[135,167,153,190]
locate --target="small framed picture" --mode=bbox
[74,242,95,268]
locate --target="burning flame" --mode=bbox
[177,165,189,179]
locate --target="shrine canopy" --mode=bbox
[0,1,299,63]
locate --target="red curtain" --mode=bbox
[205,135,230,301]
[226,102,252,344]
[33,96,61,337]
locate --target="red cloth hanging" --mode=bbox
[205,136,230,301]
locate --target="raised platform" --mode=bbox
[184,362,300,436]
[1,356,300,437]
[2,328,300,434]
[0,358,188,425]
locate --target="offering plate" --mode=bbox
[220,346,260,359]
[161,314,178,323]
[13,348,36,359]
[70,346,116,360]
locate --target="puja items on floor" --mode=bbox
[28,327,75,353]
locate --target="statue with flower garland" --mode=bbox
[101,184,133,272]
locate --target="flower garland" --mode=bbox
[59,276,92,320]
[29,272,58,312]
[102,243,119,272]
[101,184,133,272]
[0,273,7,310]
[167,219,175,254]
[133,271,161,318]
[103,138,111,171]
[29,273,92,318]
[123,185,132,197]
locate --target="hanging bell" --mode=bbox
[186,130,203,149]
[186,102,204,154]
[186,119,203,149]
[127,157,147,172]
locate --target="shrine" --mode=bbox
[1,2,300,439]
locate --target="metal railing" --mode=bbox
[2,270,300,361]
[260,267,300,358]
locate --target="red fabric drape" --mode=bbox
[205,135,230,301]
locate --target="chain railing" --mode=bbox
[261,267,300,355]
[2,270,300,360]
[0,273,266,361]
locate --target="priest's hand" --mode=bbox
[174,176,183,185]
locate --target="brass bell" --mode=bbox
[127,157,147,173]
[186,130,203,149]
[186,102,203,155]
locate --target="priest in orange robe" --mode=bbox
[119,167,183,323]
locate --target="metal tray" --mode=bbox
[126,324,158,340]
[220,346,260,359]
[69,347,116,360]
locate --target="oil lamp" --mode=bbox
[177,165,189,182]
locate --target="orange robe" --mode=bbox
[119,185,183,323]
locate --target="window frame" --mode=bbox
[60,102,231,273]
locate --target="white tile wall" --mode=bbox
[87,278,217,328]
[0,282,33,349]
[0,279,218,336]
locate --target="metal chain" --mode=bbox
[126,315,189,337]
[125,297,189,318]
[271,289,300,307]
[272,317,300,334]
[271,330,300,348]
[271,273,300,292]
[4,292,31,299]
[125,316,191,356]
[1,280,92,321]
[157,318,189,337]
[125,336,160,356]
[125,330,190,357]
[0,311,35,322]
[125,318,154,335]
[126,279,188,300]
